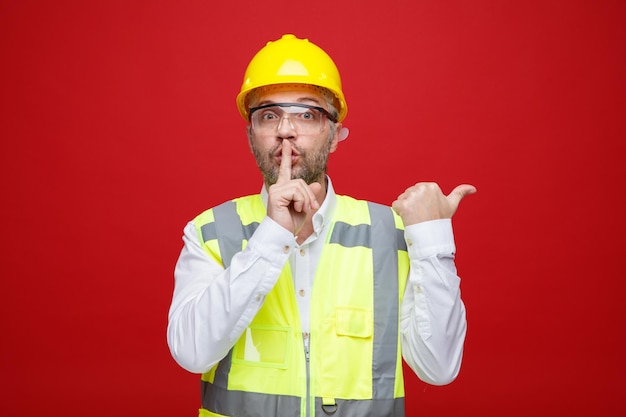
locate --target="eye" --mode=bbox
[260,110,279,121]
[297,110,318,121]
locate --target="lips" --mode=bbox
[275,155,299,165]
[274,147,300,164]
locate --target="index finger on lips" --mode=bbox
[277,139,292,184]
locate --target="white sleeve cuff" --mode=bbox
[246,217,297,266]
[404,219,456,259]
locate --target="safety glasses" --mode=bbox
[249,103,337,135]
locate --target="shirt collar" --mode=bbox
[260,175,337,236]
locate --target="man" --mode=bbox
[167,34,475,417]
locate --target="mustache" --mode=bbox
[270,141,304,157]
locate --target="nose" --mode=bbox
[276,113,297,139]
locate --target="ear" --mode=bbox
[246,125,254,153]
[329,123,341,153]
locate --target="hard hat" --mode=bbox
[236,34,348,122]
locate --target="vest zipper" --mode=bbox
[304,334,311,417]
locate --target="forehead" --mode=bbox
[249,84,327,106]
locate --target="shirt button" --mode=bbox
[283,245,291,253]
[414,284,422,293]
[299,248,305,256]
[299,289,305,297]
[255,295,262,302]
[303,332,309,339]
[406,239,413,247]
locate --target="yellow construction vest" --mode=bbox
[193,194,409,417]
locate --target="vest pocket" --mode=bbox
[335,307,373,338]
[232,325,292,369]
[317,306,374,398]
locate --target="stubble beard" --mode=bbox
[252,140,331,187]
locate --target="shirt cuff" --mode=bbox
[404,218,456,259]
[246,217,297,265]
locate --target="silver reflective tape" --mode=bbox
[368,202,400,400]
[329,222,371,247]
[212,201,242,269]
[200,222,217,242]
[202,381,301,417]
[314,396,405,416]
[211,201,243,391]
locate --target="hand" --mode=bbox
[266,140,322,235]
[392,182,476,226]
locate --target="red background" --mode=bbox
[1,1,625,416]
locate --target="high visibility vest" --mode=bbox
[193,194,410,417]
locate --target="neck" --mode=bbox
[315,175,328,205]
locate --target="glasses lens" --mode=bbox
[251,104,327,134]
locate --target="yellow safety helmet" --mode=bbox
[236,34,348,122]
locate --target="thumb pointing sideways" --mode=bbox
[446,184,477,212]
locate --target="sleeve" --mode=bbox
[399,218,467,385]
[167,217,296,374]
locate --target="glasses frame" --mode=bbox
[248,102,338,127]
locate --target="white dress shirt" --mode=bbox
[167,177,466,385]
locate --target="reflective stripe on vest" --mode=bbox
[195,195,408,417]
[200,382,406,417]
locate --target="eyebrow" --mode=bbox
[256,96,322,107]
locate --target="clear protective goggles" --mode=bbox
[249,103,337,135]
